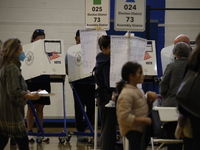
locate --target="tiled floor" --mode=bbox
[5,136,98,150]
[4,127,100,150]
[4,127,167,150]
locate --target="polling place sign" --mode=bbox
[85,0,110,30]
[115,0,146,31]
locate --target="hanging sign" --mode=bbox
[115,0,146,31]
[85,0,110,30]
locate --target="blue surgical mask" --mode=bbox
[18,52,26,61]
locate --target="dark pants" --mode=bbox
[163,122,183,150]
[126,131,143,150]
[0,133,29,150]
[183,137,193,150]
[99,105,117,150]
[187,113,200,150]
[73,83,95,132]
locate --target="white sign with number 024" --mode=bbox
[115,0,146,31]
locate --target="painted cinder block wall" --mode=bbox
[0,0,199,119]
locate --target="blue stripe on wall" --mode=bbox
[109,0,165,93]
[147,0,165,78]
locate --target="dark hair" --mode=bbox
[98,35,110,51]
[0,40,3,51]
[188,32,200,71]
[173,42,190,58]
[75,30,80,37]
[0,38,21,68]
[116,61,142,95]
[31,29,45,42]
[195,32,200,47]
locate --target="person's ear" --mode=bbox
[129,74,134,80]
[100,46,104,51]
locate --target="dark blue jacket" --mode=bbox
[95,52,110,89]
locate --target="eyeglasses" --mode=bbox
[35,29,44,33]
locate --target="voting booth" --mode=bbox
[67,44,92,82]
[68,37,157,85]
[21,39,66,80]
[67,29,159,147]
[21,39,69,143]
[67,43,96,139]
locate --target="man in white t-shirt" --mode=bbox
[161,34,190,74]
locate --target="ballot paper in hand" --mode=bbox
[31,90,55,97]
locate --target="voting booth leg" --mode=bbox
[26,78,70,144]
[62,81,67,133]
[68,82,94,138]
[27,100,44,134]
[27,100,46,143]
[91,98,101,150]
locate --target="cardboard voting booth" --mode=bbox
[67,39,158,86]
[67,44,92,82]
[160,44,174,75]
[143,40,157,76]
[21,39,68,140]
[21,39,66,80]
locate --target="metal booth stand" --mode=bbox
[67,44,101,144]
[27,75,71,144]
[21,39,70,144]
[67,78,98,143]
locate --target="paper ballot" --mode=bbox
[31,90,55,97]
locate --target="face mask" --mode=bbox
[18,52,26,61]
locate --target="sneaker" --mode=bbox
[10,138,17,146]
[37,130,50,143]
[29,137,35,143]
[77,135,88,142]
[28,130,35,143]
[42,137,50,143]
[105,100,115,107]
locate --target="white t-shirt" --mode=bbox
[160,44,174,74]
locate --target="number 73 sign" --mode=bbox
[115,0,146,31]
[85,0,110,30]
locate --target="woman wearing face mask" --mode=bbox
[0,38,41,150]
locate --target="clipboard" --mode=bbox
[31,90,55,97]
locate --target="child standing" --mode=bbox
[116,61,157,150]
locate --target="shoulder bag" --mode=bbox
[146,105,162,138]
[176,68,200,117]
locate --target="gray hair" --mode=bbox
[173,42,190,58]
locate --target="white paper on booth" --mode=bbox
[80,29,106,74]
[110,36,129,87]
[44,41,61,53]
[143,41,157,76]
[110,36,147,87]
[130,36,147,65]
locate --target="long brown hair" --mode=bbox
[0,38,21,68]
[188,33,200,71]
